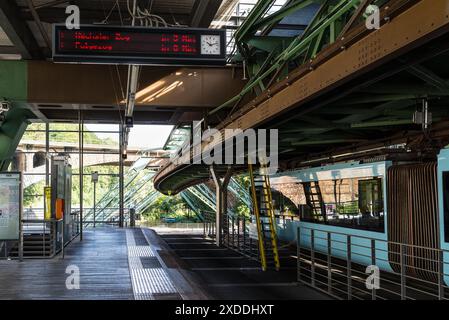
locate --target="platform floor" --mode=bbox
[0,228,133,300]
[0,227,330,300]
[154,232,331,300]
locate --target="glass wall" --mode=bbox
[11,122,122,225]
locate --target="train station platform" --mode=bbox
[143,229,330,300]
[0,227,329,300]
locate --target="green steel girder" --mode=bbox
[234,0,276,43]
[290,138,367,146]
[0,61,30,171]
[350,119,415,128]
[211,0,372,116]
[246,36,292,53]
[407,65,449,92]
[334,99,417,124]
[0,103,33,171]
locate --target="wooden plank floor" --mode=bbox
[0,228,134,300]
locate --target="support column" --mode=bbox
[78,111,84,241]
[210,165,233,247]
[119,123,125,228]
[45,123,49,186]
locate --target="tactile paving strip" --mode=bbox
[126,229,178,300]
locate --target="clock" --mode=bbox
[201,35,221,55]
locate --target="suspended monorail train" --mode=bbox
[268,148,449,284]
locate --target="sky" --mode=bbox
[85,124,173,150]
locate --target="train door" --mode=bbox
[387,163,439,282]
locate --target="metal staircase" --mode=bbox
[8,233,55,258]
[248,163,280,271]
[302,181,326,222]
[187,184,216,213]
[84,157,154,226]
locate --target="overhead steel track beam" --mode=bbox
[213,0,437,132]
[211,0,363,115]
[407,64,449,92]
[0,0,41,59]
[153,0,449,194]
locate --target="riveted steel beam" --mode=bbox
[154,0,449,194]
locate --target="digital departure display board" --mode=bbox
[52,24,226,66]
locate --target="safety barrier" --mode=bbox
[81,207,130,227]
[297,225,449,300]
[203,210,259,259]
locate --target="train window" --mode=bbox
[257,187,299,216]
[358,178,383,215]
[298,177,385,232]
[443,172,449,242]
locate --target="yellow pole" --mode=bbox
[248,163,267,271]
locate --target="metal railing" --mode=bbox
[22,206,128,228]
[203,210,216,238]
[297,225,449,300]
[20,218,63,259]
[276,214,300,222]
[81,207,131,227]
[143,221,204,234]
[203,210,259,258]
[0,209,81,260]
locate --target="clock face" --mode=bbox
[201,35,221,55]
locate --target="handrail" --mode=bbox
[22,218,62,223]
[297,224,449,300]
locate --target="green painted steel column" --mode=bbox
[0,61,31,171]
[0,104,32,170]
[0,61,27,101]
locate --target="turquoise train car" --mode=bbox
[271,161,394,272]
[267,152,449,284]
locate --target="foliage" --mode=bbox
[22,123,116,146]
[23,179,46,207]
[232,174,251,218]
[142,194,200,222]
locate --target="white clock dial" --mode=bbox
[201,35,221,55]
